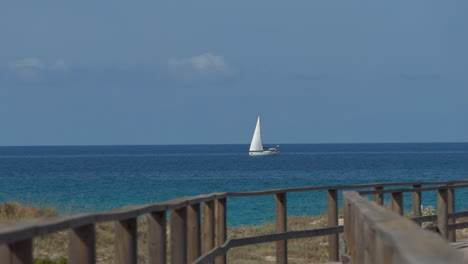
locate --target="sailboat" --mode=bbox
[249,116,279,156]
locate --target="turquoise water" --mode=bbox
[0,143,467,226]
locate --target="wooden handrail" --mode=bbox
[226,179,468,197]
[1,179,467,244]
[359,183,468,195]
[1,179,468,263]
[343,191,464,263]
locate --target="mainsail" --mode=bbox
[249,116,263,151]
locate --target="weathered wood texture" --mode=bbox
[275,193,287,264]
[412,184,422,218]
[0,239,32,264]
[202,201,215,264]
[327,189,338,262]
[391,192,403,216]
[226,180,468,197]
[447,185,456,242]
[360,183,468,196]
[170,207,187,264]
[188,204,201,263]
[68,224,95,264]
[344,191,463,264]
[215,198,227,264]
[115,218,137,264]
[437,189,448,239]
[147,211,166,264]
[374,186,384,205]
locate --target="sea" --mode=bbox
[0,143,467,226]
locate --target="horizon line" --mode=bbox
[1,141,467,148]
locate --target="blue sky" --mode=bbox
[1,0,467,145]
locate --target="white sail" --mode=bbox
[249,116,263,151]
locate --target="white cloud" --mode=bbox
[168,53,235,83]
[7,57,70,79]
[8,57,45,71]
[8,57,45,79]
[51,58,70,71]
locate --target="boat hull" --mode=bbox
[249,150,278,156]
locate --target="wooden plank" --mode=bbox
[360,183,468,196]
[343,191,464,264]
[353,201,363,264]
[451,211,468,218]
[68,224,95,264]
[374,186,384,205]
[202,201,215,264]
[348,197,356,258]
[275,193,287,264]
[391,192,403,216]
[222,226,343,248]
[343,198,352,257]
[215,198,227,264]
[115,218,137,264]
[447,185,455,242]
[147,211,166,264]
[412,184,422,219]
[187,204,201,263]
[437,189,448,239]
[226,180,468,197]
[411,215,437,224]
[327,189,338,262]
[450,221,468,230]
[170,207,187,264]
[0,239,33,264]
[193,226,345,264]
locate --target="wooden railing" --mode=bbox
[343,191,464,263]
[1,179,468,264]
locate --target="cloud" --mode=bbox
[7,57,70,79]
[168,53,236,83]
[51,58,70,71]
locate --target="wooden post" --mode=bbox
[438,188,448,239]
[202,201,215,264]
[447,185,456,242]
[374,186,384,206]
[187,204,201,263]
[275,193,287,264]
[412,185,422,219]
[148,211,166,264]
[215,198,227,264]
[391,192,403,216]
[171,207,187,264]
[68,224,96,264]
[343,198,352,256]
[115,218,137,264]
[327,189,338,262]
[0,239,33,264]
